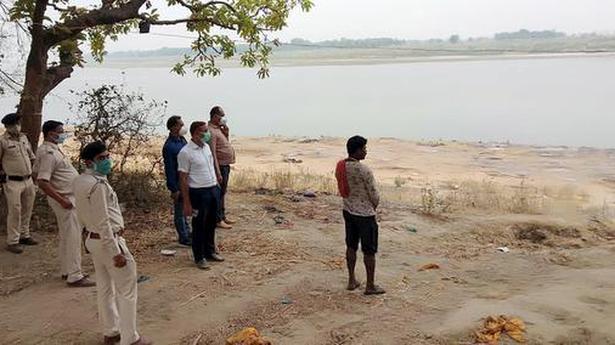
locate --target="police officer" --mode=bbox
[73,141,151,345]
[0,113,37,254]
[34,120,95,287]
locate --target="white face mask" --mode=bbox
[179,128,188,136]
[220,118,228,126]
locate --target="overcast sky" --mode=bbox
[105,0,615,52]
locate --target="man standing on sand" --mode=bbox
[162,116,192,246]
[208,106,236,230]
[34,120,95,287]
[335,135,385,295]
[0,113,38,254]
[73,141,151,345]
[178,121,224,270]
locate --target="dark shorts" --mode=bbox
[343,210,378,255]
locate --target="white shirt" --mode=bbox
[177,140,218,188]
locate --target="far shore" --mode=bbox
[91,51,615,69]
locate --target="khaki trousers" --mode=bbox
[48,195,85,283]
[85,236,140,345]
[4,179,35,245]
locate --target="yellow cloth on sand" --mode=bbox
[474,315,526,344]
[226,327,272,345]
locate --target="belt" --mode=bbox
[8,175,31,181]
[84,229,124,239]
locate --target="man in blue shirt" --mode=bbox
[162,116,191,246]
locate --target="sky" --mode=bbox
[85,0,615,52]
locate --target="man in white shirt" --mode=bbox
[178,121,224,270]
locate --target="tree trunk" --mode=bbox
[17,0,49,151]
[19,73,45,151]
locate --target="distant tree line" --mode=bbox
[288,29,570,48]
[494,29,566,40]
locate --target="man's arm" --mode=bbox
[177,150,193,216]
[25,137,36,179]
[220,124,230,139]
[208,132,222,182]
[38,180,73,208]
[162,144,180,194]
[363,167,380,209]
[35,151,72,208]
[179,172,192,216]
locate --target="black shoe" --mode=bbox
[67,277,96,288]
[63,273,90,281]
[6,244,23,254]
[104,334,121,345]
[179,240,192,246]
[207,253,225,262]
[19,237,38,246]
[196,259,210,270]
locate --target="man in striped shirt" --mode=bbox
[335,135,385,295]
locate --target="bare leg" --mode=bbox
[364,254,385,295]
[346,247,360,290]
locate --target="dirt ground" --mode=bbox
[2,137,615,345]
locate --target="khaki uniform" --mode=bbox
[33,141,85,283]
[73,170,140,345]
[0,133,36,245]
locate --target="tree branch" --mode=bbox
[42,63,73,97]
[148,16,237,30]
[202,1,237,13]
[0,69,23,91]
[46,3,71,12]
[174,0,237,14]
[45,0,147,46]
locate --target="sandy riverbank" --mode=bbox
[1,135,615,344]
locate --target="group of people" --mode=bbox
[162,106,237,269]
[0,106,385,344]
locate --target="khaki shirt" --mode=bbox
[343,160,380,217]
[209,124,236,166]
[73,170,124,256]
[0,133,35,176]
[34,141,78,195]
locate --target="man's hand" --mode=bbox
[216,173,223,185]
[113,254,127,268]
[220,125,230,138]
[59,197,73,210]
[171,191,181,202]
[183,203,193,218]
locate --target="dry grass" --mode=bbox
[231,167,337,195]
[383,178,546,216]
[230,166,547,216]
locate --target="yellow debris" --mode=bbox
[226,327,272,345]
[418,263,440,271]
[474,315,526,344]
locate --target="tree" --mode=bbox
[70,84,165,174]
[448,34,460,44]
[7,0,313,149]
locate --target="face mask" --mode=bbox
[94,158,113,175]
[220,118,227,126]
[202,131,212,144]
[6,124,20,135]
[179,128,188,136]
[56,133,70,144]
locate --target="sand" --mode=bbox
[1,136,615,344]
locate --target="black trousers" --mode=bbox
[189,186,220,262]
[217,165,231,222]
